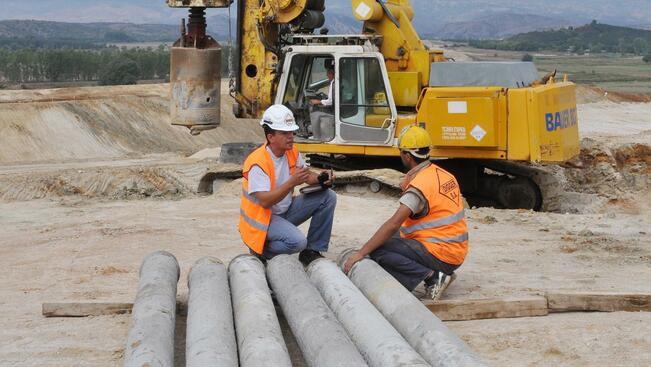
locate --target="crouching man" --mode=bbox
[239,104,336,265]
[343,126,468,300]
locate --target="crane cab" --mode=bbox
[276,42,398,148]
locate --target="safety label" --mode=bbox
[470,124,486,142]
[442,126,466,140]
[447,101,467,114]
[355,2,371,18]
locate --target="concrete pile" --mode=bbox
[123,250,486,367]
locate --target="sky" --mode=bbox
[0,0,649,28]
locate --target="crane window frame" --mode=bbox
[338,57,391,127]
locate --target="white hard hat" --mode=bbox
[260,104,299,132]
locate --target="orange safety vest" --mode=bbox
[239,144,299,254]
[400,164,468,265]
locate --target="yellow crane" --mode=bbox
[166,0,580,210]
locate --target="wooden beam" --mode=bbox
[546,292,651,313]
[42,302,133,317]
[424,296,549,321]
[44,293,651,319]
[42,301,188,317]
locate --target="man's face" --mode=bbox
[268,130,295,151]
[400,150,413,169]
[327,69,334,81]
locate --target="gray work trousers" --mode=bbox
[309,110,335,141]
[370,235,460,291]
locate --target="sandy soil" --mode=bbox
[1,82,650,366]
[1,185,649,366]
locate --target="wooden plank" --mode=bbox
[42,301,189,317]
[423,296,549,321]
[546,292,651,313]
[42,302,133,317]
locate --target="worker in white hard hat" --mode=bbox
[239,104,336,266]
[343,125,469,301]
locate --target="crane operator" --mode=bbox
[308,60,335,140]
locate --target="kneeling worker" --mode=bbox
[239,104,336,265]
[343,126,468,300]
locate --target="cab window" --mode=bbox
[339,57,391,127]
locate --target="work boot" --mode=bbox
[298,249,324,266]
[424,272,457,301]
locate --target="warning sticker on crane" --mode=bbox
[470,124,486,142]
[355,2,371,18]
[442,126,466,140]
[447,101,467,114]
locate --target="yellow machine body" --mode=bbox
[167,0,580,208]
[296,81,579,164]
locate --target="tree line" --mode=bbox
[470,21,651,56]
[0,44,236,87]
[0,45,171,86]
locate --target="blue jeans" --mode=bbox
[262,189,337,259]
[370,235,460,291]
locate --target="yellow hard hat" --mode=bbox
[398,125,431,158]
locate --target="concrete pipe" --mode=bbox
[186,257,237,367]
[266,255,368,367]
[229,255,292,367]
[124,250,180,367]
[307,258,430,367]
[339,250,487,367]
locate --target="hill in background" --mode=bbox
[2,0,651,41]
[2,12,651,53]
[0,20,178,48]
[426,12,579,40]
[471,21,651,54]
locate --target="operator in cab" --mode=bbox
[308,59,335,141]
[239,104,337,266]
[343,126,469,301]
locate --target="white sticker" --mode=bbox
[442,126,466,140]
[447,101,467,114]
[470,124,486,142]
[355,2,371,18]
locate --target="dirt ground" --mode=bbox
[1,82,650,366]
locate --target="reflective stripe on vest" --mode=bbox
[242,188,260,205]
[240,208,269,232]
[423,232,469,244]
[239,144,299,255]
[400,164,468,265]
[400,209,465,235]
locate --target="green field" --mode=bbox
[449,46,651,94]
[534,55,651,93]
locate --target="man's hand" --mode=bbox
[343,251,364,274]
[289,167,311,187]
[343,205,413,273]
[324,169,335,186]
[310,99,321,106]
[317,169,335,188]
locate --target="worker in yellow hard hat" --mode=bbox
[343,125,469,301]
